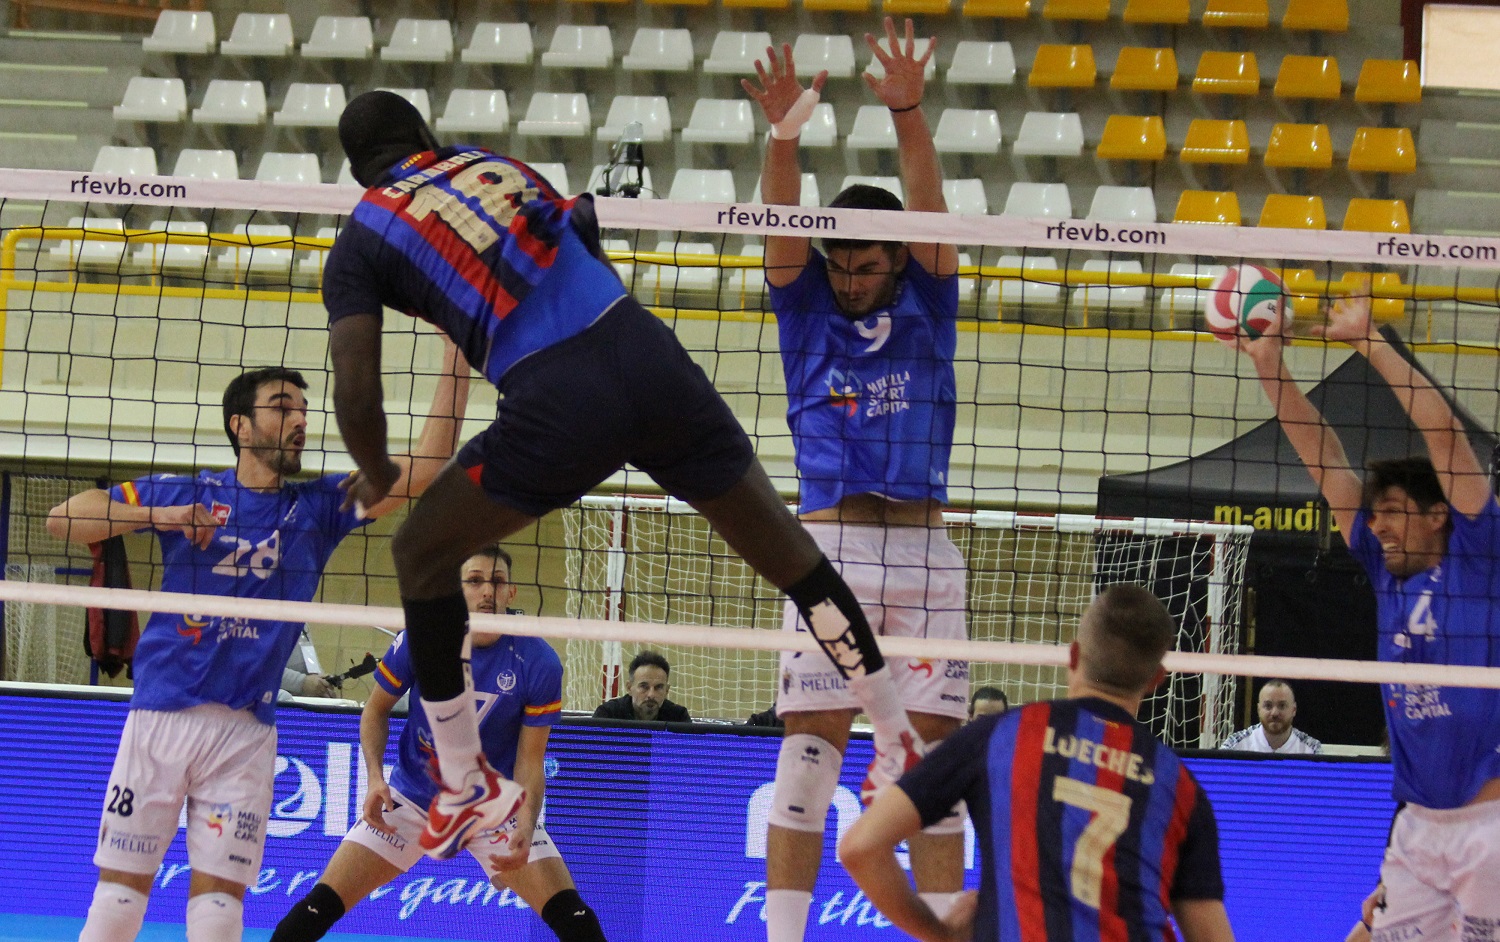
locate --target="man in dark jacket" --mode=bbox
[593,651,690,722]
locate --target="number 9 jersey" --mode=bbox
[111,469,370,725]
[322,147,629,385]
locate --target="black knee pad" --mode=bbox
[540,888,607,942]
[270,883,346,942]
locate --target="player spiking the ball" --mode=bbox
[325,91,924,861]
[47,345,470,942]
[1236,282,1500,940]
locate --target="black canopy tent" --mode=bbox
[1096,328,1496,746]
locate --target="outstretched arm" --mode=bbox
[46,487,222,548]
[863,17,958,279]
[1325,289,1492,519]
[744,43,827,289]
[1237,318,1363,542]
[359,684,401,832]
[330,313,401,514]
[362,332,472,520]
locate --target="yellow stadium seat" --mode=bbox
[1280,268,1323,319]
[805,0,870,9]
[1282,0,1348,31]
[1180,119,1250,164]
[1343,198,1411,233]
[1174,190,1241,225]
[1274,55,1341,100]
[645,0,713,6]
[1259,194,1326,229]
[1029,44,1097,89]
[1123,0,1188,24]
[962,0,1029,16]
[725,0,791,8]
[885,0,950,11]
[1264,123,1333,169]
[1042,0,1109,20]
[1335,271,1405,320]
[1348,126,1417,174]
[1110,47,1178,92]
[1202,0,1268,28]
[1355,59,1422,105]
[1192,51,1260,96]
[1097,115,1167,161]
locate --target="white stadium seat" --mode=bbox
[934,109,1002,155]
[462,22,532,65]
[255,152,321,185]
[681,99,755,145]
[946,41,1017,85]
[93,145,157,177]
[598,96,673,143]
[382,19,454,63]
[846,105,897,151]
[944,179,990,215]
[172,148,238,180]
[668,169,737,203]
[1087,186,1157,222]
[540,25,613,70]
[1003,182,1073,218]
[113,77,187,123]
[436,90,509,135]
[192,80,267,125]
[302,16,373,60]
[142,10,216,55]
[622,28,694,72]
[516,93,591,138]
[220,13,293,57]
[1012,112,1085,157]
[792,34,857,79]
[703,31,772,75]
[273,83,345,129]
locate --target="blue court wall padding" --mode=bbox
[0,694,1392,940]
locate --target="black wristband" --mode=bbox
[889,102,921,113]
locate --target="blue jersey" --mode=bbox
[110,470,369,725]
[900,699,1223,942]
[375,629,562,809]
[322,147,628,384]
[1349,498,1500,808]
[768,251,958,513]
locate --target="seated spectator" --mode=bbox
[594,651,691,722]
[280,628,336,699]
[968,685,1009,721]
[1222,679,1322,755]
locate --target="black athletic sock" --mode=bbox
[401,593,470,702]
[785,555,885,676]
[540,889,608,942]
[270,883,346,942]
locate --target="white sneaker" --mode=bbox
[419,755,526,860]
[860,729,925,805]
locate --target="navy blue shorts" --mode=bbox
[456,297,756,517]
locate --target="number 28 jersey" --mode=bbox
[899,699,1223,942]
[322,146,628,385]
[111,469,369,725]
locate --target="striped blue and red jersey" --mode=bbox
[899,698,1224,942]
[322,146,628,384]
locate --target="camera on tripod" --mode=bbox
[597,121,646,198]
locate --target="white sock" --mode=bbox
[920,891,963,920]
[185,891,243,942]
[847,668,917,744]
[766,889,813,942]
[79,881,147,942]
[421,692,483,789]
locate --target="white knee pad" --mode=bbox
[186,891,243,942]
[80,881,147,942]
[922,799,968,836]
[768,734,842,833]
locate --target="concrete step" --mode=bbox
[0,102,115,138]
[1414,188,1500,236]
[0,60,135,109]
[0,33,143,71]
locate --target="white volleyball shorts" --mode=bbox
[779,522,969,720]
[93,704,277,886]
[1373,799,1500,942]
[344,785,562,880]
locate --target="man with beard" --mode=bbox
[272,544,608,942]
[743,18,966,941]
[592,651,691,722]
[46,351,468,942]
[1222,679,1322,755]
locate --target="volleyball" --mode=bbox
[1203,264,1288,342]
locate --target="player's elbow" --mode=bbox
[45,504,69,541]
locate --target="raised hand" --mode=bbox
[153,503,222,550]
[862,17,934,111]
[1232,304,1291,376]
[339,459,401,516]
[742,42,828,125]
[1316,275,1378,344]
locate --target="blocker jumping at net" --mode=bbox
[326,90,924,860]
[1238,287,1500,940]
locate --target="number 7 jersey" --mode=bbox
[898,698,1224,942]
[111,469,370,724]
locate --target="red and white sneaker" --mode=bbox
[420,755,526,860]
[860,729,925,805]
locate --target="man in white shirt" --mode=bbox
[1222,679,1323,755]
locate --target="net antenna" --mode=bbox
[597,121,646,198]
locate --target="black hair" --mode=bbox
[222,367,308,456]
[339,90,441,187]
[822,184,905,254]
[1364,456,1448,512]
[969,685,1009,715]
[629,650,670,678]
[467,544,514,572]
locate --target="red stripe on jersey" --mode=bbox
[1011,704,1051,941]
[465,464,485,487]
[1157,765,1197,931]
[1095,720,1136,942]
[420,209,519,320]
[508,211,562,273]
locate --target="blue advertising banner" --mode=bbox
[0,695,1391,940]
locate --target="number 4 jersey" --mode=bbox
[899,698,1223,942]
[111,470,370,724]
